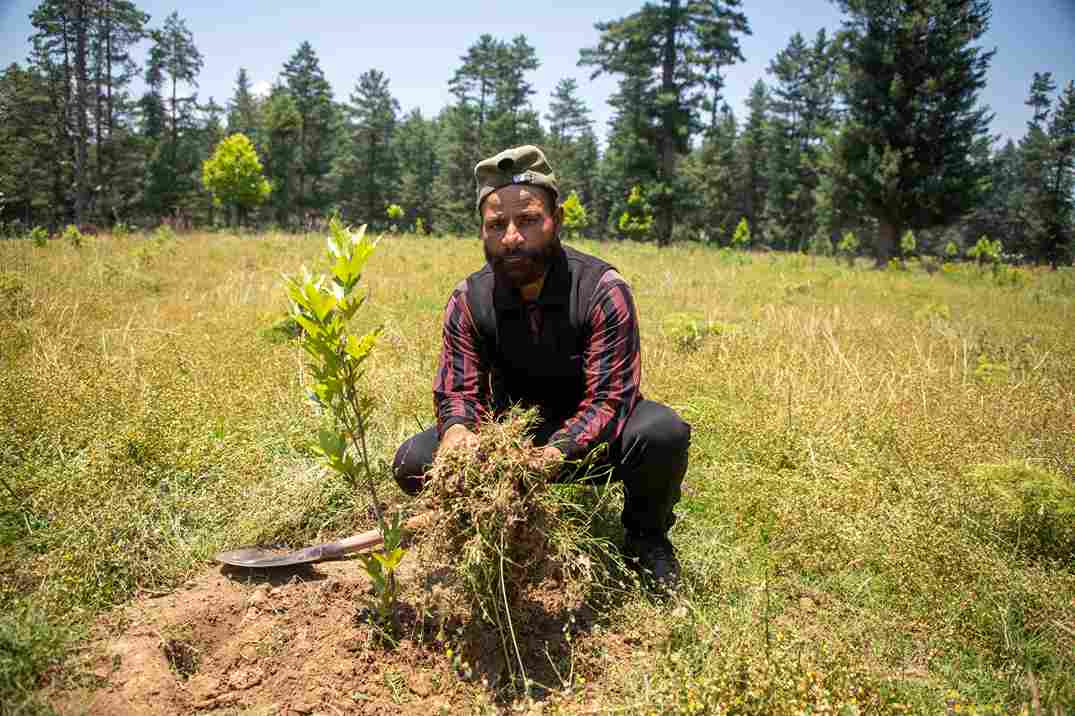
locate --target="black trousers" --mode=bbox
[392,399,691,535]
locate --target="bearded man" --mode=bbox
[391,145,690,590]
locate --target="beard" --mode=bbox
[485,236,561,288]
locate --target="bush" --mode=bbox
[0,271,31,320]
[964,463,1075,562]
[617,185,654,240]
[900,229,917,258]
[836,230,859,266]
[62,224,83,249]
[561,191,590,240]
[731,218,751,250]
[27,226,48,248]
[153,225,177,242]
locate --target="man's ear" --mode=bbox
[553,203,565,234]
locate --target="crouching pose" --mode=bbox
[392,145,691,590]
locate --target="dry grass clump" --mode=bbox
[414,408,622,689]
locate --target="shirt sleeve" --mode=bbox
[548,270,642,461]
[433,281,487,438]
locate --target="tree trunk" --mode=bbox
[72,0,89,226]
[656,0,679,247]
[874,220,898,268]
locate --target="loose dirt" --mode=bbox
[46,552,660,715]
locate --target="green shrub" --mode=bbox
[27,226,48,248]
[900,229,917,257]
[153,225,177,242]
[617,185,654,240]
[112,222,131,239]
[62,224,83,249]
[731,217,751,250]
[836,230,859,266]
[944,240,960,259]
[414,216,427,236]
[562,191,590,240]
[964,463,1075,562]
[0,271,31,320]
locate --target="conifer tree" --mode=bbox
[227,68,261,149]
[336,69,400,228]
[833,0,995,266]
[581,0,750,245]
[283,42,336,222]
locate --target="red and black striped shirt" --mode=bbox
[434,269,642,461]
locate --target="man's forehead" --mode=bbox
[484,186,546,214]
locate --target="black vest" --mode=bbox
[465,245,615,429]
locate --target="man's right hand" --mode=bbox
[439,424,479,454]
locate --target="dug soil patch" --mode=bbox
[46,553,656,714]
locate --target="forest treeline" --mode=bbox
[0,0,1073,266]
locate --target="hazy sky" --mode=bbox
[2,0,1074,147]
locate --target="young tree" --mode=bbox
[336,69,401,227]
[833,0,995,266]
[738,79,770,242]
[581,0,750,246]
[201,133,271,226]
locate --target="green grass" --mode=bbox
[0,233,1072,713]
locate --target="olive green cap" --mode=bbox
[474,145,559,212]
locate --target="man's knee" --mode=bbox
[392,427,438,496]
[632,401,691,458]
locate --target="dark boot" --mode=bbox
[623,531,681,594]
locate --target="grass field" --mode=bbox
[1,231,1073,714]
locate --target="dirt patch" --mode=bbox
[45,551,651,714]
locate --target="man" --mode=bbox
[392,145,690,590]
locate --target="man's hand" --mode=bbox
[439,423,479,454]
[529,445,564,480]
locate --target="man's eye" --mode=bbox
[488,221,506,232]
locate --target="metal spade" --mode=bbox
[215,511,435,569]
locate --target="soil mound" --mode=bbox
[46,552,644,714]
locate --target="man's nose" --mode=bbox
[502,222,524,247]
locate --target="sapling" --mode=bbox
[285,217,405,634]
[731,217,751,250]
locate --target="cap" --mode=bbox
[474,145,559,213]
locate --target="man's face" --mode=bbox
[481,185,563,288]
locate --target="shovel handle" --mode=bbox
[326,510,437,558]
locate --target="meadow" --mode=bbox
[0,230,1073,714]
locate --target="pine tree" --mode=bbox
[545,78,598,211]
[262,84,300,227]
[833,0,995,266]
[581,0,750,245]
[0,63,53,227]
[283,42,336,223]
[227,68,261,149]
[396,109,439,234]
[336,69,401,227]
[738,79,770,242]
[144,11,204,218]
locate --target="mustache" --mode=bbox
[491,245,545,262]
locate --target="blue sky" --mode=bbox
[2,0,1074,146]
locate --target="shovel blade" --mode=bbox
[215,544,328,568]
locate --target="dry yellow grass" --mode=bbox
[0,232,1072,712]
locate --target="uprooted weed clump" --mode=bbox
[414,408,627,691]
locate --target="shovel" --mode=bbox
[215,511,435,569]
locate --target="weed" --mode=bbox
[415,408,625,695]
[0,606,70,707]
